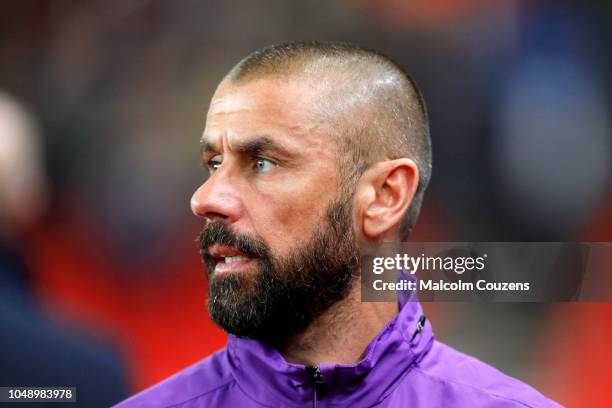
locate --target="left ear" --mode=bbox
[356,158,419,240]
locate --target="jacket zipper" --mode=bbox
[410,315,427,342]
[306,365,324,408]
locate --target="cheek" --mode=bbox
[248,177,338,253]
[253,194,319,244]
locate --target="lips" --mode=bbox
[207,244,258,274]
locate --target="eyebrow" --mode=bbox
[200,135,295,158]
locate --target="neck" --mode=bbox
[278,283,398,366]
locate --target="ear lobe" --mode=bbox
[362,159,419,240]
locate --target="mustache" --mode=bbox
[197,221,271,260]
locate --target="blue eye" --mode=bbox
[208,155,222,172]
[255,158,275,173]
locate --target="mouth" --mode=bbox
[207,244,258,275]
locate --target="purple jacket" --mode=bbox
[116,302,560,407]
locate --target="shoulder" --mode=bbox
[399,340,561,407]
[114,348,236,408]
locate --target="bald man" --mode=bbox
[117,41,558,407]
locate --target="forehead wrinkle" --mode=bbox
[203,78,339,160]
[208,88,258,115]
[200,125,238,154]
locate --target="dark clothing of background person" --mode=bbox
[0,238,129,408]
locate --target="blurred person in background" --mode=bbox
[0,91,128,407]
[118,41,559,408]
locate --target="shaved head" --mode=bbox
[224,41,431,239]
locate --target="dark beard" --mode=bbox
[197,195,358,345]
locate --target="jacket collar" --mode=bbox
[226,301,434,407]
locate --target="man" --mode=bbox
[117,41,558,407]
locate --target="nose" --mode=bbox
[190,171,243,223]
